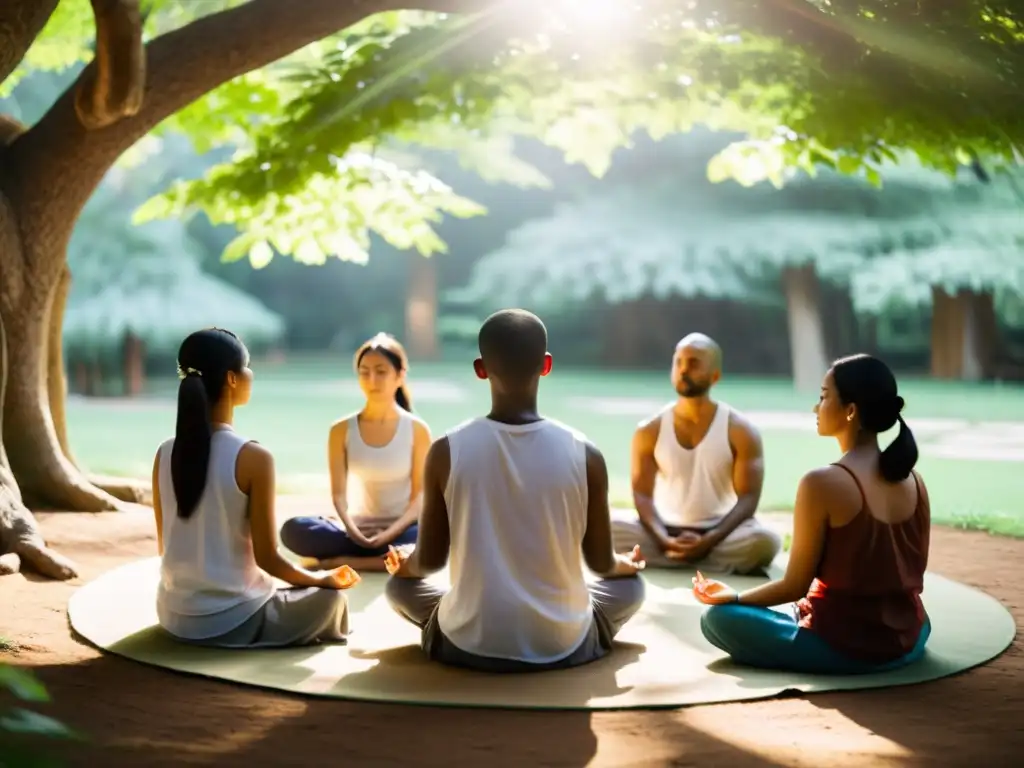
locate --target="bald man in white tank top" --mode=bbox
[612,334,781,574]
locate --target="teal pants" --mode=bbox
[701,603,931,675]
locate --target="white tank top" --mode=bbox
[652,402,737,527]
[156,429,275,640]
[437,417,593,664]
[346,410,414,522]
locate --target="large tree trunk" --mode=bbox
[0,244,121,512]
[930,287,999,381]
[782,263,829,392]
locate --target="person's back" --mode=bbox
[799,461,930,662]
[438,416,592,662]
[153,327,357,650]
[383,309,646,673]
[157,429,274,637]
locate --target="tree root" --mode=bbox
[75,0,146,130]
[14,450,125,512]
[17,541,78,580]
[88,474,151,505]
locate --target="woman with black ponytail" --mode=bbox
[280,333,432,571]
[154,328,359,649]
[691,354,932,675]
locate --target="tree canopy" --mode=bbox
[134,1,1024,268]
[17,1,1022,270]
[454,134,1024,315]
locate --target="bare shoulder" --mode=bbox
[727,407,763,451]
[409,413,432,440]
[633,412,662,446]
[329,414,354,440]
[727,406,761,439]
[800,464,856,500]
[237,440,274,471]
[426,435,452,476]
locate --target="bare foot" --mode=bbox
[17,544,79,581]
[0,552,18,575]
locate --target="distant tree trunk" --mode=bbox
[930,287,999,380]
[782,263,829,391]
[405,255,438,361]
[122,331,145,396]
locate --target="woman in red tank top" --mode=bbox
[692,354,931,674]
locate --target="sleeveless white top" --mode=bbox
[156,429,275,640]
[652,402,737,527]
[437,417,593,663]
[346,410,415,523]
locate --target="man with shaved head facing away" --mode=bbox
[612,333,781,574]
[385,309,646,672]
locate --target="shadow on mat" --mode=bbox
[27,653,791,768]
[102,623,647,707]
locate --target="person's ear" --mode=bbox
[540,353,553,377]
[226,371,237,389]
[473,358,488,380]
[711,369,721,385]
[846,405,857,423]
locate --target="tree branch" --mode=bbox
[74,0,146,130]
[7,0,489,261]
[0,0,60,88]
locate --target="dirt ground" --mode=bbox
[2,510,1022,768]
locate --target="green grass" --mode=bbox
[67,357,1024,537]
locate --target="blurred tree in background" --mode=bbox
[0,0,1021,580]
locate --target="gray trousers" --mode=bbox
[611,508,782,575]
[171,587,350,649]
[385,575,645,673]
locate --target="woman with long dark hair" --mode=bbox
[692,354,931,674]
[280,333,432,572]
[154,328,359,648]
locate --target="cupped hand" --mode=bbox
[691,570,738,605]
[385,545,412,576]
[611,545,646,577]
[321,565,361,590]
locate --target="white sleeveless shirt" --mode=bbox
[652,402,737,528]
[156,429,275,640]
[346,410,414,523]
[437,417,593,664]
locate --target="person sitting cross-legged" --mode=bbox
[693,355,932,675]
[384,309,647,673]
[612,333,781,574]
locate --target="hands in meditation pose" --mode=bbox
[688,355,932,675]
[612,333,781,575]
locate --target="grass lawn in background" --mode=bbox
[67,356,1024,537]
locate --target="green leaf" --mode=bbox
[0,708,78,739]
[0,665,49,703]
[837,155,862,175]
[248,240,275,269]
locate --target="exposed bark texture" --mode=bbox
[782,263,829,392]
[75,0,146,130]
[0,0,60,86]
[49,264,74,463]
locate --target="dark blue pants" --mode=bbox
[701,603,931,675]
[279,516,419,560]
